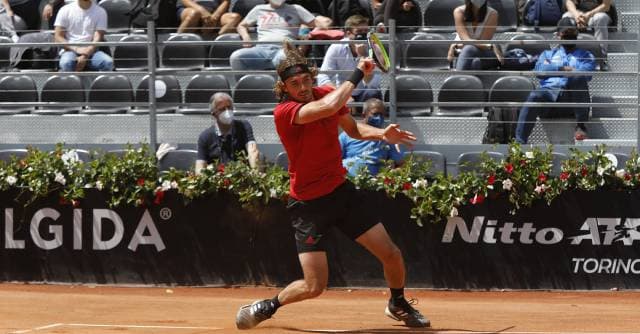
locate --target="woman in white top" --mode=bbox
[448,0,502,70]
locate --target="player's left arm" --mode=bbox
[338,113,416,148]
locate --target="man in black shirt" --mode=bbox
[195,92,260,174]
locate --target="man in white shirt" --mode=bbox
[54,0,113,72]
[317,14,382,109]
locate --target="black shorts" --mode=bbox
[287,181,381,253]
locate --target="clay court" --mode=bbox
[1,284,639,334]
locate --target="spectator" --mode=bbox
[448,0,502,70]
[7,0,39,31]
[0,0,19,42]
[317,14,382,107]
[42,0,72,30]
[230,0,328,71]
[177,0,242,39]
[373,0,421,33]
[54,0,113,72]
[339,98,404,176]
[563,0,613,71]
[515,17,595,144]
[195,92,260,174]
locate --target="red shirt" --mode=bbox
[274,85,349,201]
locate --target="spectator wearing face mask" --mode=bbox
[195,92,261,174]
[317,15,382,107]
[515,17,596,144]
[563,0,614,71]
[339,98,404,176]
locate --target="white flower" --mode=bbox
[95,180,104,190]
[270,188,278,198]
[61,150,79,166]
[487,185,494,190]
[603,153,617,169]
[84,183,93,189]
[597,166,606,176]
[616,169,626,179]
[502,179,513,191]
[6,175,17,186]
[206,164,214,170]
[170,181,179,189]
[54,172,66,185]
[449,206,458,217]
[412,179,428,189]
[161,180,171,191]
[534,184,547,194]
[525,151,534,159]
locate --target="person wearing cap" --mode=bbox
[234,41,429,330]
[563,0,613,71]
[515,17,596,144]
[195,92,260,174]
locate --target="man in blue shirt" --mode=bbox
[339,98,404,176]
[515,17,596,144]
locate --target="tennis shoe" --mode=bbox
[235,299,276,330]
[385,298,430,328]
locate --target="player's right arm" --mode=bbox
[294,58,374,124]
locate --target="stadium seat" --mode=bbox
[180,74,231,114]
[35,75,84,115]
[0,75,37,115]
[113,34,149,71]
[403,33,450,70]
[488,0,518,32]
[12,15,27,33]
[207,33,242,70]
[275,151,289,170]
[84,75,134,114]
[158,149,198,171]
[406,150,446,177]
[389,75,433,117]
[504,33,549,58]
[549,152,568,177]
[233,74,277,116]
[610,153,630,169]
[0,36,12,71]
[160,33,206,70]
[0,149,28,163]
[435,75,485,117]
[99,0,132,32]
[422,0,463,32]
[133,75,181,114]
[489,76,534,105]
[457,151,504,174]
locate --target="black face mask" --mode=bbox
[561,34,578,50]
[353,33,367,41]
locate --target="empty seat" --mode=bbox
[99,0,132,32]
[422,0,463,32]
[133,75,181,114]
[489,76,534,104]
[158,149,197,171]
[403,33,450,70]
[457,151,504,174]
[406,150,446,177]
[180,74,231,114]
[161,33,206,70]
[275,151,288,170]
[390,75,433,116]
[0,149,28,163]
[504,33,549,58]
[35,75,84,115]
[113,34,149,70]
[550,152,568,177]
[0,36,12,70]
[0,75,37,115]
[233,74,277,116]
[207,33,242,70]
[435,75,485,117]
[85,75,134,114]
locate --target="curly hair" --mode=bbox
[274,40,318,102]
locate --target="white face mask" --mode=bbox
[270,0,285,6]
[470,0,486,7]
[217,109,234,125]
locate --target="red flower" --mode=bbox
[383,177,392,185]
[154,190,165,205]
[487,174,496,185]
[624,173,632,181]
[470,193,485,205]
[560,172,569,181]
[137,178,145,186]
[504,163,514,174]
[402,182,412,190]
[519,159,527,167]
[581,167,588,177]
[538,173,547,183]
[217,163,225,173]
[223,178,231,187]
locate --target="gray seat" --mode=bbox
[114,34,149,71]
[406,150,446,177]
[207,33,242,70]
[457,151,505,174]
[489,76,534,104]
[84,75,133,114]
[180,74,231,114]
[133,75,181,114]
[99,0,132,32]
[0,36,13,70]
[611,153,629,169]
[504,33,549,58]
[35,75,84,115]
[0,75,37,114]
[158,149,197,171]
[421,0,463,32]
[550,152,568,177]
[161,33,206,70]
[233,74,277,116]
[403,33,450,70]
[275,151,288,170]
[0,149,28,163]
[435,75,485,117]
[488,0,518,32]
[391,75,433,117]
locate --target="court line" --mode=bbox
[301,331,640,334]
[65,323,223,330]
[8,323,63,334]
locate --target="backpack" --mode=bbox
[482,107,519,144]
[501,48,539,70]
[128,0,178,31]
[524,0,563,27]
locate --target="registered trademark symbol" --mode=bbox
[159,208,172,220]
